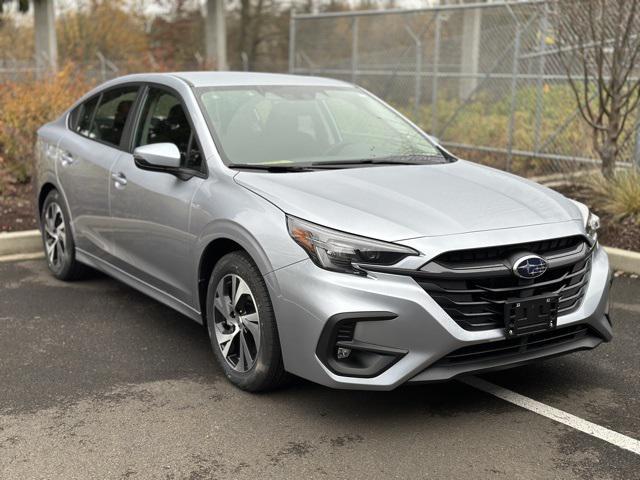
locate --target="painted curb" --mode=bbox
[0,229,639,275]
[604,246,640,275]
[0,229,42,257]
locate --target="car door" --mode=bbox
[57,85,140,260]
[109,85,206,305]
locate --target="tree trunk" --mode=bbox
[239,0,250,68]
[600,97,622,180]
[247,0,265,71]
[599,137,617,180]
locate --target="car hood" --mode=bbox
[234,160,582,242]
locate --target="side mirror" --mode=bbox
[133,143,181,170]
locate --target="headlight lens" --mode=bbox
[570,200,600,244]
[287,216,419,275]
[586,211,600,244]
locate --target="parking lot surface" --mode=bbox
[1,259,639,479]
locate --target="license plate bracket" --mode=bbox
[504,294,559,337]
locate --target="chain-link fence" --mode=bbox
[290,0,640,179]
[0,53,124,83]
[0,53,289,84]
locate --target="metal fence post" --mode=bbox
[351,17,359,83]
[289,14,296,73]
[415,38,422,124]
[534,4,548,154]
[432,13,441,135]
[96,51,106,82]
[459,7,482,100]
[506,24,522,172]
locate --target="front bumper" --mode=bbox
[265,243,612,391]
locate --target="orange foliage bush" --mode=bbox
[0,63,94,189]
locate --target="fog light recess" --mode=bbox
[316,312,408,378]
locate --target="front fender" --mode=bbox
[191,174,307,277]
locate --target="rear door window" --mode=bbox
[87,86,139,147]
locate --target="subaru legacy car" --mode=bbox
[35,72,612,391]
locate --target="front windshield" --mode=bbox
[197,85,445,166]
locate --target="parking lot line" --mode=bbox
[461,376,640,456]
[0,252,44,263]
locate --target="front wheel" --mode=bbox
[205,251,288,391]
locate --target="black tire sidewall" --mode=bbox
[206,251,283,391]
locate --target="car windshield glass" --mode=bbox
[197,85,446,167]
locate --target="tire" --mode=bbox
[205,251,288,391]
[40,189,86,281]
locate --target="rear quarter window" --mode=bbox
[70,95,100,136]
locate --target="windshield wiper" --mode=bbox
[228,155,447,172]
[228,163,315,172]
[311,155,445,168]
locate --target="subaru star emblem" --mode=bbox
[513,255,548,279]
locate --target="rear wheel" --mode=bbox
[40,189,86,280]
[206,251,287,391]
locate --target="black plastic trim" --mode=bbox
[315,311,407,378]
[362,239,593,281]
[431,324,603,367]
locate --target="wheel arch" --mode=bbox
[38,182,58,217]
[37,178,78,242]
[197,237,249,323]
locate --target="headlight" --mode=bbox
[586,211,600,244]
[287,215,419,275]
[570,200,599,244]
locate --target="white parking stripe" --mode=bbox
[0,252,44,263]
[461,376,640,456]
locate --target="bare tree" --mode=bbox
[235,0,289,71]
[550,0,640,178]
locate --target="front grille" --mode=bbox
[434,324,596,365]
[436,236,584,265]
[415,237,592,331]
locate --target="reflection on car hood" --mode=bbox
[234,160,582,242]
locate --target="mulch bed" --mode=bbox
[1,180,638,252]
[552,183,640,252]
[0,181,38,232]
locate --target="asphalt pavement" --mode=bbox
[1,259,639,480]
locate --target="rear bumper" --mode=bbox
[265,244,612,390]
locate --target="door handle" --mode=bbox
[60,152,74,167]
[111,172,127,188]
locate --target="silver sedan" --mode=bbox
[35,72,612,391]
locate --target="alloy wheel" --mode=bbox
[43,202,67,269]
[212,274,261,372]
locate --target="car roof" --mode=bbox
[109,71,352,89]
